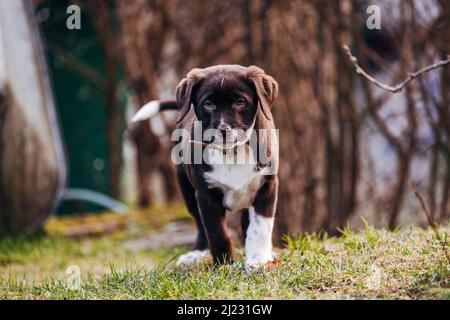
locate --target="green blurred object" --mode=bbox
[36,0,124,214]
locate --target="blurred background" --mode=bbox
[0,0,449,245]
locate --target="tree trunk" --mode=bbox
[0,0,65,233]
[89,0,122,199]
[388,155,410,229]
[117,0,179,207]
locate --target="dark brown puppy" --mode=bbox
[132,65,279,271]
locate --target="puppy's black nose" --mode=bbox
[217,123,232,131]
[217,123,232,141]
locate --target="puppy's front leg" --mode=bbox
[245,176,278,271]
[196,193,234,264]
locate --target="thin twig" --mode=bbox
[188,140,210,147]
[412,186,450,264]
[342,45,450,93]
[188,140,242,151]
[189,140,226,150]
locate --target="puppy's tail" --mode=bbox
[130,99,178,123]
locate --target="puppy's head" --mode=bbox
[176,65,278,147]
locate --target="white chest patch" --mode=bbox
[204,145,264,213]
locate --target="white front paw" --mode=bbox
[176,250,209,267]
[244,252,274,272]
[244,208,276,272]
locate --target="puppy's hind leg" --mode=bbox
[176,167,209,266]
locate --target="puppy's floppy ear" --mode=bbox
[246,66,279,120]
[175,68,205,123]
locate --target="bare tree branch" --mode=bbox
[343,44,450,93]
[47,41,104,90]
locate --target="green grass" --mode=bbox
[0,208,448,300]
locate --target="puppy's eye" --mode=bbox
[233,98,247,109]
[203,100,216,113]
